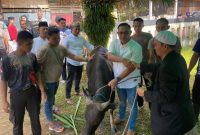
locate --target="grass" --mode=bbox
[53,46,199,135]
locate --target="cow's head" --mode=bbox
[81,87,110,135]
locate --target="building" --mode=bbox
[0,0,82,27]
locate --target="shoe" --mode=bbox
[66,98,73,105]
[49,123,64,133]
[113,118,124,125]
[60,80,65,84]
[127,131,135,135]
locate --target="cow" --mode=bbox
[81,46,116,135]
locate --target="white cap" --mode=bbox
[155,31,177,45]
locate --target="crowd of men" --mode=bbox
[0,11,199,135]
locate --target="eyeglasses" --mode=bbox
[117,32,130,35]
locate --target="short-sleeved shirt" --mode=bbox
[37,45,69,83]
[31,36,48,54]
[108,39,142,88]
[0,52,39,91]
[132,32,152,63]
[193,38,200,78]
[63,34,94,66]
[59,28,72,46]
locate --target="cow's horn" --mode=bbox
[85,97,93,105]
[97,100,110,111]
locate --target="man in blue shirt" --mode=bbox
[63,23,94,104]
[188,38,200,122]
[58,17,71,82]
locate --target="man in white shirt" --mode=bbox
[63,23,94,105]
[31,21,48,54]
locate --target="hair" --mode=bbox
[117,23,131,30]
[133,17,144,24]
[20,20,26,24]
[46,26,60,36]
[71,22,80,29]
[156,18,169,25]
[58,18,66,22]
[17,31,33,42]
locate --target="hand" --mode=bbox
[2,101,10,113]
[41,91,47,103]
[137,87,145,97]
[108,79,118,91]
[88,54,94,61]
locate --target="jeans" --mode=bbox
[66,63,83,98]
[9,86,41,135]
[117,87,138,131]
[44,82,59,122]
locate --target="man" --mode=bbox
[137,31,197,135]
[20,15,38,38]
[19,20,34,35]
[132,17,153,108]
[108,23,142,135]
[0,31,46,135]
[57,17,71,82]
[36,9,48,23]
[63,23,93,105]
[148,18,182,63]
[37,26,88,132]
[31,21,48,54]
[188,38,200,122]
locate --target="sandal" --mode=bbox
[66,98,73,105]
[49,123,64,133]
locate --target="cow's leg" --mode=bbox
[109,109,117,135]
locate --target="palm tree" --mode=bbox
[82,0,175,47]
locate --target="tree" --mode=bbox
[82,0,175,47]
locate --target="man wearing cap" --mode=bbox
[137,31,197,135]
[31,21,48,54]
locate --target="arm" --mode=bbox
[188,52,199,73]
[108,65,135,90]
[139,67,177,103]
[66,49,87,62]
[0,80,10,113]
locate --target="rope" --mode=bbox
[96,76,141,93]
[121,92,138,135]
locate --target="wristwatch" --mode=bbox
[115,76,121,82]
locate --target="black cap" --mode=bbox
[38,21,48,27]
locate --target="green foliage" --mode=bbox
[82,0,116,46]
